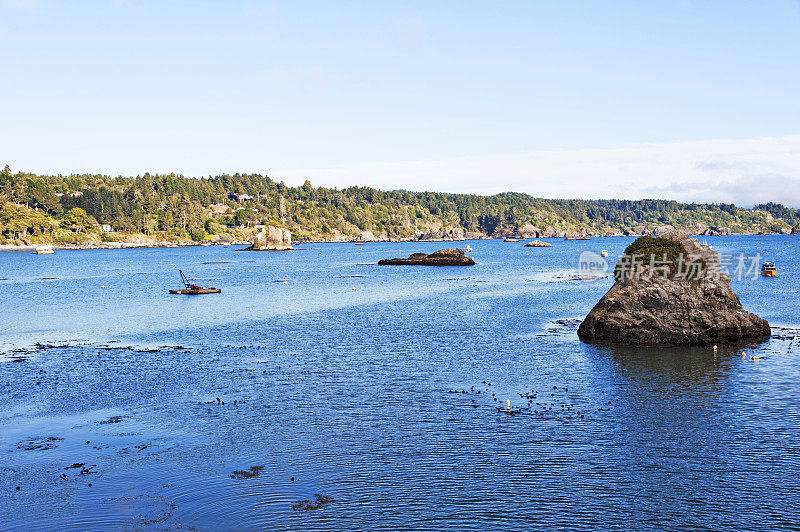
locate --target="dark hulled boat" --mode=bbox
[170,270,221,295]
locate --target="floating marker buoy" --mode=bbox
[506,399,511,413]
[741,352,747,357]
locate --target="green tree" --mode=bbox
[63,207,96,233]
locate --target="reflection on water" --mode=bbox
[1,236,799,530]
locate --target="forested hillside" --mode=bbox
[1,165,798,246]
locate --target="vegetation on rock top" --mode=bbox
[615,236,704,279]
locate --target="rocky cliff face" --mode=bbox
[416,227,465,241]
[356,230,377,242]
[249,225,292,250]
[577,232,770,346]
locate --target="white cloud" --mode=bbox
[274,135,800,207]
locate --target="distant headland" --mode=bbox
[1,165,798,249]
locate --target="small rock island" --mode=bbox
[378,248,475,266]
[524,240,553,247]
[577,232,770,346]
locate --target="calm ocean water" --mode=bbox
[1,236,798,531]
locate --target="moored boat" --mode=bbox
[170,270,221,294]
[169,287,221,295]
[761,262,777,277]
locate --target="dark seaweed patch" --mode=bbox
[291,493,335,511]
[230,465,264,479]
[16,436,64,451]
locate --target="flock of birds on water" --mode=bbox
[448,381,604,419]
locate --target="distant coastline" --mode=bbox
[2,166,798,248]
[1,231,795,252]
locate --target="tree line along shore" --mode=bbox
[1,165,798,248]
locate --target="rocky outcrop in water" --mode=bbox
[378,248,475,266]
[577,232,770,346]
[248,225,292,251]
[524,240,552,247]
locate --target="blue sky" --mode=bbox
[2,0,799,205]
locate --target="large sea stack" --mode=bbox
[248,225,292,251]
[577,232,770,346]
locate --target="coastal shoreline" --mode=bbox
[0,241,247,252]
[1,232,794,252]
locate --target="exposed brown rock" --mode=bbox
[577,231,770,346]
[378,248,475,266]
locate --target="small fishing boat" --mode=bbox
[465,244,472,253]
[503,238,519,242]
[170,270,221,294]
[761,262,777,277]
[600,250,608,257]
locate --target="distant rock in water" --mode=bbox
[577,232,770,346]
[247,225,292,251]
[378,248,475,266]
[524,240,552,247]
